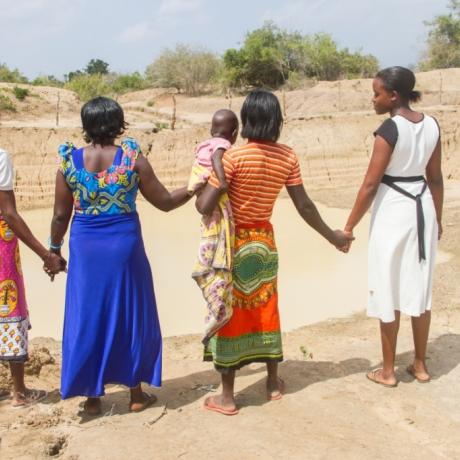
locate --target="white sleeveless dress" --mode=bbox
[368,114,440,322]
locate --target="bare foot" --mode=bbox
[83,397,102,415]
[267,377,285,401]
[366,369,398,387]
[407,364,431,383]
[11,388,47,408]
[203,395,238,415]
[129,392,157,412]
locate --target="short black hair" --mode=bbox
[376,66,421,103]
[81,96,127,146]
[241,89,283,142]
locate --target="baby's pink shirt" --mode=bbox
[195,137,232,170]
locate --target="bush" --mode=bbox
[419,0,460,70]
[221,22,379,88]
[31,75,64,87]
[64,73,112,102]
[146,44,219,95]
[110,72,146,94]
[0,64,28,83]
[0,94,16,111]
[12,86,30,101]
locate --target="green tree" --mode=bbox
[0,64,28,83]
[85,59,110,75]
[222,23,378,88]
[420,0,460,70]
[146,44,219,95]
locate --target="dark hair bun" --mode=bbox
[409,90,422,103]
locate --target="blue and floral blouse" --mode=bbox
[58,138,141,215]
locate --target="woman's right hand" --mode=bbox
[331,229,354,253]
[43,252,67,281]
[438,221,443,240]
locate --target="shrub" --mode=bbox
[12,86,30,101]
[110,72,146,94]
[31,75,64,87]
[0,64,28,83]
[0,94,16,111]
[146,44,219,95]
[419,0,460,70]
[64,73,112,102]
[221,22,379,88]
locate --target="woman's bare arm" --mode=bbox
[425,138,443,239]
[0,190,49,260]
[345,136,393,233]
[50,170,74,250]
[287,184,352,249]
[136,154,192,212]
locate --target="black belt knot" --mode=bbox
[381,174,427,262]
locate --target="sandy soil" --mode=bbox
[0,70,459,459]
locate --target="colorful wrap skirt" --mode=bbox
[204,221,282,372]
[0,216,30,362]
[61,212,162,399]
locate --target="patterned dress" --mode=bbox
[188,138,235,344]
[0,148,30,363]
[59,138,162,399]
[204,140,302,372]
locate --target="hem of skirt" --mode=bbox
[60,378,162,400]
[0,353,28,363]
[367,305,432,323]
[203,353,283,373]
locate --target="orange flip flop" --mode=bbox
[204,396,239,416]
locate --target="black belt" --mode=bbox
[381,174,427,262]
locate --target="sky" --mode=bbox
[0,0,451,79]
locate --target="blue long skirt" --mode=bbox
[61,212,162,399]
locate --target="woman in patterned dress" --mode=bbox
[50,97,195,415]
[196,89,352,415]
[0,147,63,408]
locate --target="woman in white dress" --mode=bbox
[344,66,443,387]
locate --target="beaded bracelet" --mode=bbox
[48,237,64,250]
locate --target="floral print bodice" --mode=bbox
[58,138,141,215]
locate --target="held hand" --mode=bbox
[331,229,354,253]
[43,252,67,281]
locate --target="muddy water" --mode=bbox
[19,199,448,340]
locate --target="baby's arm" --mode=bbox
[211,148,228,192]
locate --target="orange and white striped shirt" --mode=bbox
[209,140,302,224]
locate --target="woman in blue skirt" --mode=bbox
[50,97,194,415]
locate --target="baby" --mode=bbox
[188,109,238,345]
[189,109,238,193]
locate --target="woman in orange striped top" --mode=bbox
[197,89,352,416]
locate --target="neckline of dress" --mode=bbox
[79,146,123,174]
[393,113,425,124]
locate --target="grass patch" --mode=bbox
[0,94,16,111]
[12,86,30,101]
